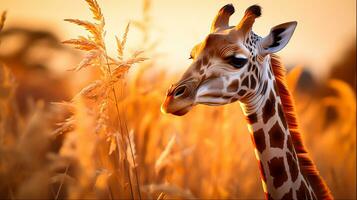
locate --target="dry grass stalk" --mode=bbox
[155,134,176,173]
[0,2,355,200]
[116,22,130,60]
[143,183,196,199]
[0,11,6,32]
[57,0,147,199]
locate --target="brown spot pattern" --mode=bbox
[287,135,294,153]
[269,121,285,149]
[281,189,293,200]
[227,79,239,92]
[296,181,309,200]
[242,76,249,88]
[268,157,288,188]
[247,113,257,124]
[250,76,257,89]
[278,103,287,129]
[286,152,299,182]
[311,191,317,200]
[253,129,266,153]
[262,90,276,123]
[238,89,247,96]
[286,135,297,159]
[230,97,238,103]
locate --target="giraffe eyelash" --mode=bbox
[227,55,248,69]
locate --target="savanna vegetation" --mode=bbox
[0,0,355,199]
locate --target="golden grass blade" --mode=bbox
[157,192,165,200]
[78,80,105,99]
[115,36,123,60]
[51,172,75,185]
[132,50,144,58]
[109,56,147,79]
[143,184,196,199]
[155,134,176,173]
[69,50,101,71]
[54,164,70,200]
[132,21,146,31]
[121,23,130,56]
[53,116,75,136]
[95,169,112,191]
[0,11,6,32]
[108,134,117,155]
[126,129,137,168]
[62,37,99,51]
[64,19,103,46]
[112,65,130,79]
[64,18,97,31]
[0,64,15,99]
[85,0,104,22]
[115,23,130,60]
[123,57,148,67]
[51,101,76,113]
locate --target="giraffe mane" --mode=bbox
[270,54,333,200]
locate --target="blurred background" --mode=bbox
[0,0,355,199]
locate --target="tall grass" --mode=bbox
[0,1,355,199]
[57,0,147,199]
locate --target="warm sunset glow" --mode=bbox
[0,0,355,199]
[2,0,356,76]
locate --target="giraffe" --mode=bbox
[161,4,333,200]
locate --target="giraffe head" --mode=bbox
[161,4,297,115]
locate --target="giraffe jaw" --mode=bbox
[161,103,193,116]
[171,105,193,116]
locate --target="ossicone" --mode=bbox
[236,5,262,34]
[210,4,235,32]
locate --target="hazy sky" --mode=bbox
[2,0,356,78]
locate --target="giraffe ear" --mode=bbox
[260,21,297,54]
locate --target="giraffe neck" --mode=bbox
[239,57,317,200]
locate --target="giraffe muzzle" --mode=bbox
[161,81,197,116]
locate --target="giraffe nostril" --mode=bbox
[174,86,187,98]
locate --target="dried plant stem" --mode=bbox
[107,184,114,200]
[119,81,142,200]
[103,50,140,199]
[55,164,70,200]
[112,86,135,199]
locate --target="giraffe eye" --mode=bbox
[228,56,248,69]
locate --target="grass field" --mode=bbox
[0,0,355,199]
